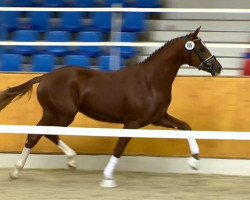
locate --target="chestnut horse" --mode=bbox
[0,28,222,187]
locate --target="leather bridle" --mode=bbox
[186,38,218,76]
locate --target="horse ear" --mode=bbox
[193,26,201,37]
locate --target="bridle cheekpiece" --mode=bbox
[185,38,218,76]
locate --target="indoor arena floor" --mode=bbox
[0,169,250,200]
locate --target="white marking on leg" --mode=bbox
[103,155,119,179]
[100,156,119,188]
[187,138,200,170]
[58,140,76,157]
[10,147,31,179]
[187,138,199,155]
[187,157,199,170]
[58,140,77,168]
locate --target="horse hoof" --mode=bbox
[100,179,117,188]
[187,157,199,170]
[67,163,77,171]
[67,156,77,171]
[9,172,19,180]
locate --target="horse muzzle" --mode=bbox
[211,64,222,76]
[198,55,222,76]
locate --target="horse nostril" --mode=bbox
[216,65,222,74]
[216,68,222,76]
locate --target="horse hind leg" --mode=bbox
[9,134,43,179]
[9,112,76,179]
[42,112,77,170]
[45,135,77,170]
[9,114,48,180]
[59,140,77,170]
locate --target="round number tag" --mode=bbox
[185,41,195,50]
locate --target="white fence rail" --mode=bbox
[1,7,250,13]
[0,125,249,140]
[0,41,249,49]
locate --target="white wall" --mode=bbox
[162,0,250,20]
[141,0,250,76]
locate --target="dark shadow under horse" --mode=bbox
[0,27,222,187]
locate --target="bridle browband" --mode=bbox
[185,37,217,75]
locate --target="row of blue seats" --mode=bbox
[4,11,147,33]
[5,30,138,58]
[4,0,162,8]
[0,54,125,72]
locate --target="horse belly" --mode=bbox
[79,90,124,123]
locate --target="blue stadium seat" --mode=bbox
[46,31,70,56]
[78,31,104,57]
[8,0,33,7]
[122,12,148,33]
[29,12,52,32]
[135,0,161,8]
[31,54,56,72]
[105,0,125,6]
[65,55,91,68]
[13,30,38,55]
[60,12,84,32]
[0,54,23,72]
[99,56,124,71]
[91,12,112,32]
[43,0,65,7]
[74,0,96,7]
[3,11,21,32]
[119,32,138,59]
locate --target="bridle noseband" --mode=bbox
[185,38,217,76]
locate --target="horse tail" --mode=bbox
[0,76,42,111]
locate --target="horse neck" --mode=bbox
[142,39,187,91]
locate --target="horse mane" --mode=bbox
[139,33,192,65]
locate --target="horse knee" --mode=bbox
[25,135,42,148]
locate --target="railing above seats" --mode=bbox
[0,6,250,76]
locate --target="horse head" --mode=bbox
[184,27,222,76]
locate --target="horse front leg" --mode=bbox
[153,113,200,170]
[100,137,131,188]
[100,122,142,188]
